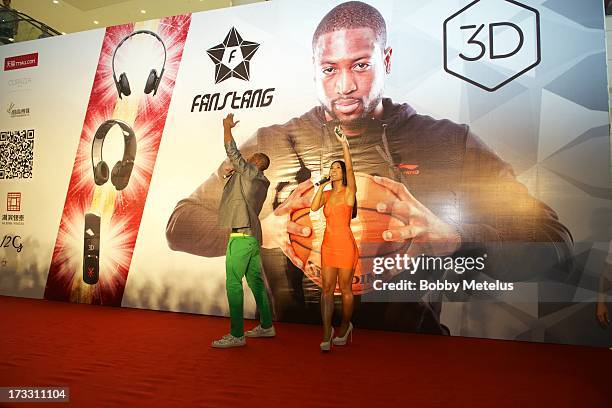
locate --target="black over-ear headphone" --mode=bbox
[91,119,137,191]
[112,29,167,98]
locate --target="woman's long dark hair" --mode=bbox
[331,160,357,219]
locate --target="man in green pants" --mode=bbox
[212,113,275,348]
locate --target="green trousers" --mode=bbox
[225,234,273,337]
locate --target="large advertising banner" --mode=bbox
[0,0,611,347]
[44,15,191,305]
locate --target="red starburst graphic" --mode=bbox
[45,15,192,305]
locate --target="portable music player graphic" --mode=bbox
[83,212,101,285]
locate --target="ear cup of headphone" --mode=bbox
[111,160,134,190]
[111,161,125,190]
[94,161,109,185]
[144,69,158,95]
[118,72,131,97]
[114,76,123,98]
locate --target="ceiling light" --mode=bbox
[52,0,59,4]
[140,9,146,14]
[93,20,99,25]
[61,32,66,35]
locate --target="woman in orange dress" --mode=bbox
[310,126,358,352]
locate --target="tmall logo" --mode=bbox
[4,53,39,71]
[191,27,274,112]
[207,27,260,84]
[443,0,541,92]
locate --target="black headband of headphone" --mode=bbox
[91,119,137,185]
[111,29,167,84]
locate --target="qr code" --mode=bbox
[0,129,35,179]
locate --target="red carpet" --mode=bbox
[0,295,610,407]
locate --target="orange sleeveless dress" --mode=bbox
[321,190,359,269]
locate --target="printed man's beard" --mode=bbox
[321,95,382,128]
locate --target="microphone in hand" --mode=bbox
[315,176,330,186]
[223,169,235,179]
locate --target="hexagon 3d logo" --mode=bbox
[444,0,541,92]
[206,27,260,84]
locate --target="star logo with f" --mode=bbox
[206,27,260,84]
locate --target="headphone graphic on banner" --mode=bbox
[111,29,167,98]
[91,119,137,191]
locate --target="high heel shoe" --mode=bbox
[332,322,353,346]
[320,328,334,352]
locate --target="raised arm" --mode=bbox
[223,113,250,174]
[334,126,356,197]
[166,125,258,257]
